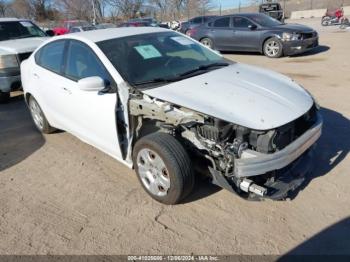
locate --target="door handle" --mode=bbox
[61,87,72,95]
[33,73,39,79]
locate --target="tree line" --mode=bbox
[0,0,213,22]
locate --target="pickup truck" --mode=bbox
[0,18,50,103]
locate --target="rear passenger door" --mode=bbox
[32,40,69,128]
[208,17,233,50]
[232,16,261,51]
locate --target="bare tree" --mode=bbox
[0,0,8,16]
[107,0,145,18]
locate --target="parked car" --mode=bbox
[128,17,159,27]
[118,21,151,27]
[95,23,117,29]
[69,25,97,33]
[0,18,50,103]
[259,2,284,22]
[52,20,90,35]
[190,13,319,58]
[21,27,322,204]
[179,16,217,35]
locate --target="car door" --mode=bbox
[231,16,261,51]
[31,40,70,129]
[208,16,233,50]
[60,40,122,159]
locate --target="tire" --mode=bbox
[133,133,195,205]
[28,96,55,134]
[200,37,214,49]
[321,17,331,26]
[263,37,283,58]
[0,91,10,103]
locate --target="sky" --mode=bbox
[215,0,253,10]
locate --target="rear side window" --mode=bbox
[192,17,202,24]
[213,17,230,28]
[35,40,66,74]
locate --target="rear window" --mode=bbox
[213,17,230,28]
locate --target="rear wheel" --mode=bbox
[133,133,195,205]
[200,37,214,49]
[0,91,10,103]
[263,37,283,58]
[28,96,55,134]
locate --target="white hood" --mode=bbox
[142,63,314,130]
[0,37,49,55]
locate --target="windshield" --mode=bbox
[98,32,228,88]
[0,21,46,41]
[247,14,283,27]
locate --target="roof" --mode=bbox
[0,18,28,22]
[57,27,169,43]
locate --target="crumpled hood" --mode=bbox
[0,37,49,55]
[142,63,314,130]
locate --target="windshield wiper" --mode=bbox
[179,62,229,77]
[134,77,177,86]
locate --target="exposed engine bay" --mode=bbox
[129,93,320,200]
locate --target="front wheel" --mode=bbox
[200,38,214,49]
[322,17,331,26]
[0,91,10,103]
[133,133,195,205]
[263,38,283,58]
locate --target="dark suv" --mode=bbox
[179,16,216,35]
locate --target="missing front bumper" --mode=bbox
[210,148,314,200]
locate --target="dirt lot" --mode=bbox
[0,20,350,256]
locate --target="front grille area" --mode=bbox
[17,52,32,63]
[302,32,318,39]
[274,105,318,151]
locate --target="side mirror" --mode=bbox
[78,76,105,92]
[248,24,257,30]
[45,30,55,36]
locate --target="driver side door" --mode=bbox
[231,16,261,51]
[60,40,122,159]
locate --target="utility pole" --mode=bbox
[238,0,241,13]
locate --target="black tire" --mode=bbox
[200,37,214,49]
[0,91,10,103]
[28,96,55,134]
[263,37,283,58]
[133,133,195,205]
[321,17,331,26]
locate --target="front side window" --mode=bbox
[233,17,255,28]
[98,32,229,88]
[65,40,110,82]
[36,41,66,74]
[213,17,231,28]
[0,21,46,41]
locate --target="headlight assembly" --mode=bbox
[0,55,19,69]
[282,32,301,41]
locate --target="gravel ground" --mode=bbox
[0,19,349,256]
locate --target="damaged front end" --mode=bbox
[129,93,323,200]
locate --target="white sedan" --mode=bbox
[21,27,322,204]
